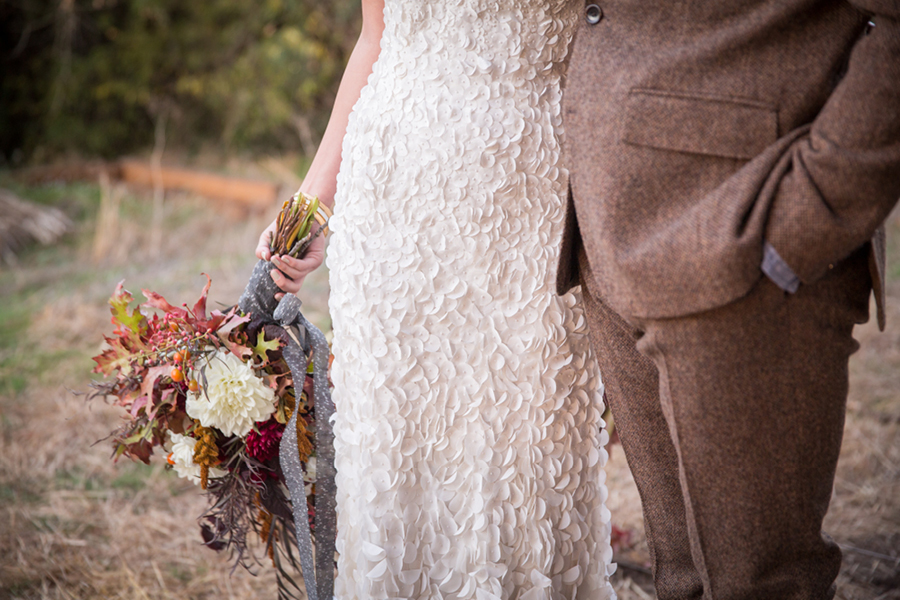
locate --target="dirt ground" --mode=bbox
[0,172,897,599]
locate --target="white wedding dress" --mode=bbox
[326,1,615,598]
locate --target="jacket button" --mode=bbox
[585,4,603,24]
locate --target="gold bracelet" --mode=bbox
[294,191,333,236]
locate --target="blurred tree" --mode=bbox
[0,0,361,162]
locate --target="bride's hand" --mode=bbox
[255,218,278,262]
[255,221,326,300]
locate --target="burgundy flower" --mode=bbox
[245,419,285,463]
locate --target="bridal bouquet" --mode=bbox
[89,193,336,600]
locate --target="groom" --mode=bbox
[560,1,900,598]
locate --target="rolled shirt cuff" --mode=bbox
[761,241,801,293]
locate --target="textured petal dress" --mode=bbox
[326,1,615,598]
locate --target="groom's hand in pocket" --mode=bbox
[268,234,326,300]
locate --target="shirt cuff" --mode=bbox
[761,241,800,293]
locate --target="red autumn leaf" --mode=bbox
[141,289,188,319]
[265,371,293,396]
[164,409,190,434]
[148,388,175,421]
[127,439,154,465]
[114,387,142,409]
[130,394,149,419]
[142,278,229,334]
[93,335,143,376]
[133,364,175,419]
[216,309,249,339]
[201,310,228,333]
[192,273,212,322]
[222,339,253,361]
[140,365,172,402]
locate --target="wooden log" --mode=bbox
[16,161,117,184]
[118,159,279,210]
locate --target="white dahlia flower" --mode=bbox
[166,432,226,485]
[186,350,276,437]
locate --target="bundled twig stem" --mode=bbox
[271,193,324,258]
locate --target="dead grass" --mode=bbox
[826,230,900,600]
[0,171,897,599]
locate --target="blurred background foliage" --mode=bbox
[0,0,362,164]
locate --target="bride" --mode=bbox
[256,1,615,598]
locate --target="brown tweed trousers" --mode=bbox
[559,1,900,598]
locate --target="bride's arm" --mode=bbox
[256,0,385,296]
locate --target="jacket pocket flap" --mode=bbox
[623,89,778,160]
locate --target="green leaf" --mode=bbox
[109,281,148,336]
[120,426,150,445]
[274,398,289,425]
[253,330,283,363]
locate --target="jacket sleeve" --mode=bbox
[764,4,900,284]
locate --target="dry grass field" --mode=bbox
[0,170,897,600]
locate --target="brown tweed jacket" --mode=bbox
[559,0,900,327]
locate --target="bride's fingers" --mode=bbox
[255,238,269,261]
[272,237,325,276]
[256,224,275,261]
[270,267,303,295]
[271,254,314,281]
[269,236,326,296]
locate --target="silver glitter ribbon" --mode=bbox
[239,260,336,600]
